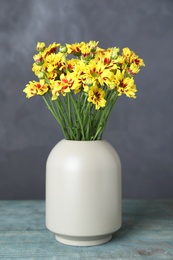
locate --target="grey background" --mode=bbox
[0,0,173,199]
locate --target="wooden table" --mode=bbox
[0,200,173,259]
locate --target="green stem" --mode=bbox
[66,93,76,139]
[69,94,79,139]
[99,91,119,139]
[93,91,118,140]
[55,95,76,140]
[71,92,85,140]
[86,103,91,140]
[42,95,69,139]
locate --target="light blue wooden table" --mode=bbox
[0,200,173,259]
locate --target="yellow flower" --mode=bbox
[133,57,145,67]
[32,63,42,76]
[42,42,60,58]
[41,52,66,80]
[51,81,60,100]
[66,42,85,55]
[23,80,49,98]
[114,55,126,71]
[51,73,80,99]
[115,70,137,98]
[70,73,82,94]
[47,71,58,80]
[122,47,145,68]
[81,43,91,57]
[46,53,65,72]
[66,58,78,72]
[88,86,106,109]
[128,63,140,75]
[122,47,132,63]
[72,61,89,91]
[66,41,98,58]
[95,50,117,71]
[87,59,114,86]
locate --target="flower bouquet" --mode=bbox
[23,41,145,140]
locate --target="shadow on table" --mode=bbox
[111,200,153,241]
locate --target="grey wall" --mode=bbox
[0,0,173,199]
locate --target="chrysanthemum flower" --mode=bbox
[66,42,85,55]
[95,50,117,71]
[46,53,65,73]
[133,57,145,67]
[128,63,140,75]
[122,47,145,68]
[87,59,114,86]
[42,42,60,58]
[122,47,132,63]
[71,61,89,91]
[81,43,91,57]
[88,86,106,109]
[32,63,42,76]
[115,70,137,98]
[51,73,81,99]
[23,80,50,98]
[66,59,77,71]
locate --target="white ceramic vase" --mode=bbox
[46,139,121,246]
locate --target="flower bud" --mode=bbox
[33,54,44,65]
[111,47,120,59]
[81,53,93,63]
[89,41,99,52]
[38,71,46,79]
[36,42,45,52]
[59,45,67,53]
[85,78,93,87]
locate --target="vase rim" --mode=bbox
[62,139,104,142]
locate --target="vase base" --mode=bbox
[55,234,112,246]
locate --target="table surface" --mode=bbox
[0,200,173,260]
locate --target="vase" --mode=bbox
[46,139,121,246]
